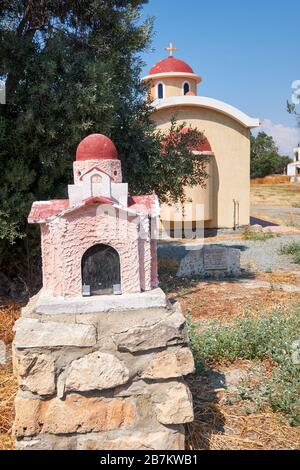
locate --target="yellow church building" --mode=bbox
[142,44,260,233]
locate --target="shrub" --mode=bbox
[242,226,276,242]
[187,308,300,425]
[279,241,300,264]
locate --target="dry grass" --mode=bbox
[186,372,300,450]
[260,270,300,286]
[0,304,21,345]
[251,175,290,185]
[158,257,300,322]
[251,183,300,207]
[160,264,300,322]
[0,304,21,450]
[0,366,17,450]
[180,284,300,322]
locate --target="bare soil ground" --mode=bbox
[177,279,300,323]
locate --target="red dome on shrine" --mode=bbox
[76,134,119,161]
[149,57,194,75]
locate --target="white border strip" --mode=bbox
[142,72,202,84]
[152,96,260,129]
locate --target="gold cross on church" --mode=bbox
[165,42,177,57]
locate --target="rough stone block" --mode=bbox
[153,382,194,425]
[77,427,185,451]
[114,380,150,398]
[65,351,129,392]
[113,309,187,353]
[14,393,135,437]
[16,353,56,396]
[142,347,195,379]
[16,435,77,451]
[14,318,96,348]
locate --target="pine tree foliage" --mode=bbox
[0,1,207,290]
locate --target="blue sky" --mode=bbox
[141,0,300,155]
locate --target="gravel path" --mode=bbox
[158,234,300,272]
[251,205,300,227]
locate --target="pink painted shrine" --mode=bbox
[28,134,159,297]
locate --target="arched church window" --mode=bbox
[157,83,164,99]
[183,82,190,95]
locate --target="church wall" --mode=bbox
[152,106,251,229]
[150,77,197,100]
[159,158,212,223]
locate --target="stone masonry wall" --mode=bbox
[13,294,195,450]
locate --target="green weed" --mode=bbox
[279,241,300,264]
[242,227,276,242]
[187,308,300,425]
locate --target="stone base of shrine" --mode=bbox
[27,287,168,316]
[12,291,195,450]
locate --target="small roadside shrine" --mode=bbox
[28,133,159,297]
[13,134,195,451]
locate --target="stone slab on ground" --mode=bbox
[159,234,300,272]
[177,245,241,279]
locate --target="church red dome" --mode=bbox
[76,134,119,161]
[149,57,194,75]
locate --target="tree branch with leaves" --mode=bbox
[0,0,208,292]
